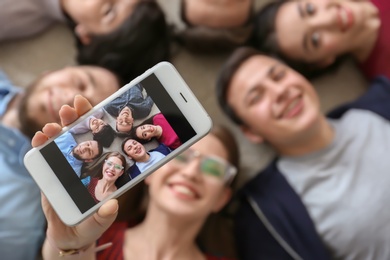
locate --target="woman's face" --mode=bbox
[136,124,158,140]
[102,156,124,182]
[62,0,139,35]
[146,134,234,219]
[274,0,376,66]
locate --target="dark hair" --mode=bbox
[216,47,262,126]
[93,124,117,148]
[73,1,171,83]
[175,0,253,53]
[121,137,134,159]
[251,0,346,79]
[80,151,126,180]
[72,141,103,161]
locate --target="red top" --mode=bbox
[96,222,234,260]
[153,113,182,150]
[360,0,390,80]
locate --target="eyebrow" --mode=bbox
[243,64,277,103]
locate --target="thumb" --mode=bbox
[95,199,119,223]
[76,199,119,244]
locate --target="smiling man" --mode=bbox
[55,131,103,178]
[217,47,390,259]
[104,84,154,134]
[120,138,171,183]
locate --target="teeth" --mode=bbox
[285,99,299,114]
[173,185,195,197]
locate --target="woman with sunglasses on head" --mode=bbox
[81,152,126,203]
[33,95,239,260]
[252,0,388,80]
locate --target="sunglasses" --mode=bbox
[172,148,237,184]
[104,160,124,171]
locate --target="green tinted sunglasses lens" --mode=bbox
[201,158,225,178]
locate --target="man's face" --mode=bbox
[90,117,107,134]
[183,0,252,28]
[226,55,321,147]
[24,66,119,132]
[62,0,139,36]
[123,139,146,161]
[116,106,134,133]
[73,140,100,161]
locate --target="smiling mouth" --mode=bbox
[280,96,303,119]
[338,6,354,32]
[170,183,199,199]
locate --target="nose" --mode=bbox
[267,80,290,104]
[181,159,202,181]
[307,3,339,30]
[55,85,78,106]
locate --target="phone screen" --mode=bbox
[39,73,196,213]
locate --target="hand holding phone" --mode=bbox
[35,97,118,259]
[24,62,212,226]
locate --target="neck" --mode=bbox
[155,126,163,138]
[97,179,116,194]
[1,92,23,129]
[125,203,205,260]
[137,153,151,163]
[276,116,334,157]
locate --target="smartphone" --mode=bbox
[24,62,212,226]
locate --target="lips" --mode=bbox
[105,170,115,178]
[279,96,304,119]
[169,183,200,199]
[338,6,354,32]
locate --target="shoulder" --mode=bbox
[152,143,171,155]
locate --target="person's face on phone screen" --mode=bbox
[62,0,139,38]
[72,140,100,161]
[90,118,107,134]
[123,139,147,161]
[116,106,134,133]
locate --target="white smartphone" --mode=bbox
[24,62,212,226]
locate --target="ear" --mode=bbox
[75,25,92,45]
[212,188,232,213]
[240,125,264,144]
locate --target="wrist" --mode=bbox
[45,236,95,258]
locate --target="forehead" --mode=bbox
[275,1,306,59]
[191,135,228,161]
[227,55,277,100]
[107,156,122,164]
